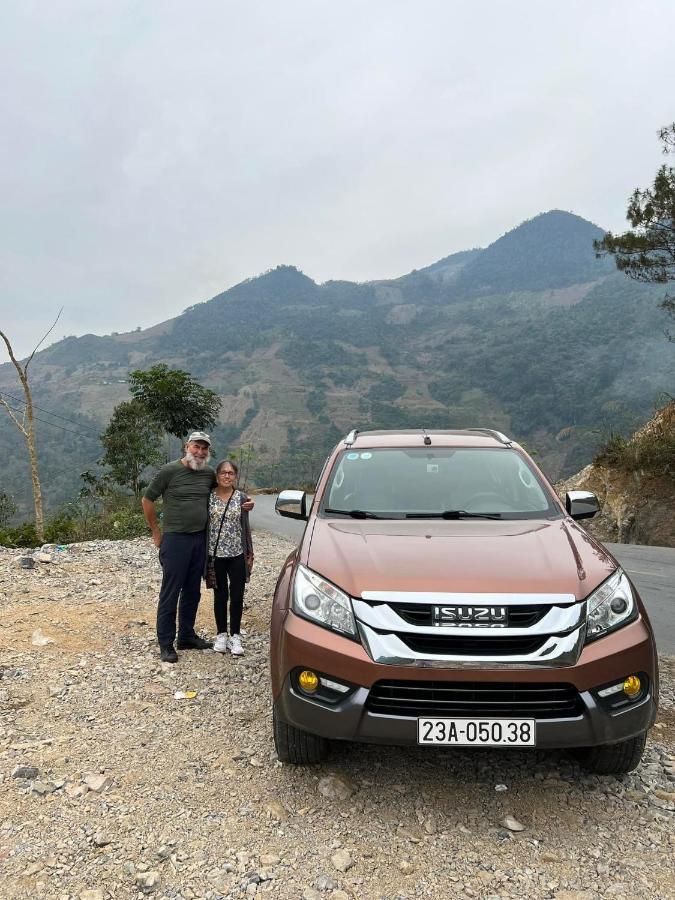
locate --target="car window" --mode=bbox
[322,447,559,519]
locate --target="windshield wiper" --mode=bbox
[324,507,383,519]
[405,510,502,520]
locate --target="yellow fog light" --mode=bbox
[298,670,319,693]
[623,675,641,698]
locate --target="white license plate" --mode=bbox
[417,717,536,746]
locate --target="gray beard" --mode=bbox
[184,451,210,471]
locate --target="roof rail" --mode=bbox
[466,428,513,446]
[343,429,359,446]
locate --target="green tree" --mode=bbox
[0,492,17,527]
[100,400,163,495]
[128,364,222,439]
[595,123,675,333]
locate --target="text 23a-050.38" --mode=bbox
[417,718,536,746]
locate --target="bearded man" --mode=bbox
[141,432,254,663]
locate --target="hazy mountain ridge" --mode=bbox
[1,210,673,515]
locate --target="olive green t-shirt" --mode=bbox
[144,460,217,534]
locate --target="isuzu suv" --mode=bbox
[271,429,658,774]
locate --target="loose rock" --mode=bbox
[330,849,354,873]
[502,815,526,832]
[11,765,39,780]
[317,772,356,801]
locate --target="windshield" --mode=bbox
[321,447,560,520]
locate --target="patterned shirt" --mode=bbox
[208,490,243,558]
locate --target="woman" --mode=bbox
[207,459,254,655]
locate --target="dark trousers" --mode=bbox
[157,531,207,646]
[213,554,246,635]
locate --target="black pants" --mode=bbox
[213,553,246,635]
[157,531,206,646]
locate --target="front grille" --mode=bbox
[391,603,551,628]
[398,633,546,656]
[367,680,583,719]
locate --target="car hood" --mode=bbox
[304,517,616,600]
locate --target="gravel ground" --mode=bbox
[0,534,673,900]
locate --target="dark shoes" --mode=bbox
[176,633,213,651]
[160,644,178,663]
[159,635,212,660]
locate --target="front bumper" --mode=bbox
[273,612,658,749]
[276,674,656,748]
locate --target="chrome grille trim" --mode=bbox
[357,622,586,669]
[352,598,585,637]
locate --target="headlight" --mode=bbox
[292,565,357,637]
[585,569,637,643]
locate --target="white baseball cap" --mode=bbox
[186,431,211,445]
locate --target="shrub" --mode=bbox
[593,402,675,477]
[0,521,38,548]
[0,494,149,547]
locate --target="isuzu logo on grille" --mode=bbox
[433,605,508,627]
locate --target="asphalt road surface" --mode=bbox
[249,494,675,655]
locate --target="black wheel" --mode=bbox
[577,731,647,775]
[273,705,328,765]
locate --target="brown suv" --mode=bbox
[271,429,658,774]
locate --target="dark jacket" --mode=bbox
[204,490,254,583]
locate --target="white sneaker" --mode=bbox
[227,634,244,656]
[213,633,228,653]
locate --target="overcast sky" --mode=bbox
[1,0,674,357]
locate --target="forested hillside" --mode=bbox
[1,210,673,516]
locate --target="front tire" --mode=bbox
[273,705,328,765]
[577,731,647,775]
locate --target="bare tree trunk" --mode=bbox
[25,396,44,541]
[0,311,62,544]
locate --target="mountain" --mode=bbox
[1,210,673,517]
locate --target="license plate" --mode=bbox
[417,717,536,746]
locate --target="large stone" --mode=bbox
[31,781,55,795]
[83,774,112,793]
[264,801,288,820]
[397,824,423,843]
[501,815,526,832]
[11,765,39,780]
[331,849,354,873]
[318,772,356,801]
[31,629,55,646]
[136,870,161,893]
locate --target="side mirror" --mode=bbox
[566,490,600,521]
[275,489,308,521]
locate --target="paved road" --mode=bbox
[249,495,675,655]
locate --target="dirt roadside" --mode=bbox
[0,535,673,900]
